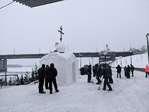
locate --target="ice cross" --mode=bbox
[58,26,64,42]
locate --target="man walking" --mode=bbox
[102,64,112,91]
[96,65,103,84]
[38,64,46,94]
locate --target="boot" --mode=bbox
[56,90,59,92]
[108,89,112,91]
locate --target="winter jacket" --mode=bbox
[145,65,149,73]
[88,65,92,75]
[116,65,121,73]
[130,65,135,72]
[93,65,97,74]
[126,66,131,73]
[103,67,110,79]
[109,67,112,76]
[47,67,57,79]
[97,66,103,77]
[38,67,46,79]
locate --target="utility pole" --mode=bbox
[146,33,149,64]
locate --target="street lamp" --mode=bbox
[146,33,149,64]
[92,57,93,66]
[98,52,100,64]
[130,50,132,65]
[79,53,82,68]
[103,51,107,64]
[120,56,123,67]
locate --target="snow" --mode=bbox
[55,42,66,53]
[1,53,149,112]
[1,69,149,112]
[40,52,78,86]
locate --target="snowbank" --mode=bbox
[111,52,148,68]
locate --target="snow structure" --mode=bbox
[39,42,79,86]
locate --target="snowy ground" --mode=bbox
[0,69,149,112]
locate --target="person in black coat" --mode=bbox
[116,65,121,78]
[96,65,103,84]
[84,65,92,83]
[45,65,49,89]
[38,64,46,94]
[87,65,92,83]
[124,66,127,77]
[47,63,59,94]
[108,66,113,84]
[130,64,135,77]
[126,65,131,78]
[93,64,98,77]
[102,64,112,91]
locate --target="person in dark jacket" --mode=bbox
[124,66,127,77]
[45,65,49,89]
[102,64,112,91]
[96,65,103,84]
[47,63,59,94]
[93,64,98,77]
[126,65,131,78]
[87,65,92,83]
[116,65,121,78]
[93,64,97,77]
[20,74,24,85]
[38,64,46,94]
[130,64,135,77]
[108,66,113,84]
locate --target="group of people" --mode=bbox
[92,63,113,91]
[38,63,59,94]
[38,61,149,94]
[37,62,137,93]
[116,64,135,78]
[90,63,136,91]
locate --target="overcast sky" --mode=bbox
[0,0,149,54]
